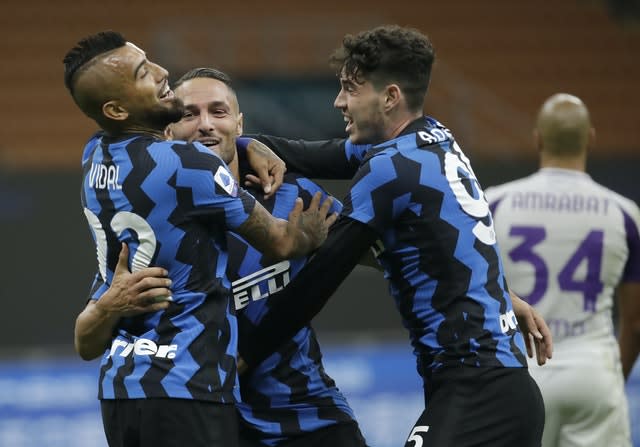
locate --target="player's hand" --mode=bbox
[95,243,173,318]
[289,192,338,250]
[510,290,553,365]
[244,139,286,199]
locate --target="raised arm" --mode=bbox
[239,134,369,180]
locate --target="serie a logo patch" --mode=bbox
[214,165,238,197]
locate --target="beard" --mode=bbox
[143,97,185,131]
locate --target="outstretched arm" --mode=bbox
[236,191,337,263]
[239,135,368,183]
[74,244,172,360]
[618,281,640,380]
[238,217,379,371]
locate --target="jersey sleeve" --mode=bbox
[239,134,369,179]
[174,142,256,230]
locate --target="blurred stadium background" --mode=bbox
[1,0,639,445]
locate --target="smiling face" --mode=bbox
[169,77,243,165]
[333,68,388,145]
[74,42,183,133]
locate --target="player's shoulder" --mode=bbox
[591,181,640,219]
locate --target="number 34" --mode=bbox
[508,225,604,312]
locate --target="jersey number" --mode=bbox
[84,208,157,279]
[507,226,604,311]
[406,425,430,447]
[444,142,496,245]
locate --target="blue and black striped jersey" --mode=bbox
[82,131,255,403]
[342,116,528,372]
[228,173,355,445]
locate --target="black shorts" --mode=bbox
[101,398,238,447]
[404,367,544,447]
[239,421,368,447]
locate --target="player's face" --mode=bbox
[170,77,243,165]
[103,43,183,129]
[334,69,387,145]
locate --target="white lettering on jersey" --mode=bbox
[417,127,452,145]
[89,163,122,190]
[232,261,291,310]
[108,338,178,359]
[499,309,518,333]
[511,192,610,214]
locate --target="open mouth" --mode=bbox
[159,81,174,100]
[343,115,354,132]
[196,138,220,148]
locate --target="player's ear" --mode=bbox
[164,125,174,140]
[236,112,244,136]
[102,100,129,121]
[383,84,401,111]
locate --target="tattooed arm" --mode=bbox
[236,192,337,262]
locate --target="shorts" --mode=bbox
[404,367,544,447]
[101,398,239,447]
[239,421,368,447]
[528,348,631,447]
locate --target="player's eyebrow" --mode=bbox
[133,59,147,79]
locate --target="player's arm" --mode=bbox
[235,191,337,262]
[509,289,553,365]
[238,216,379,371]
[239,134,366,181]
[618,281,640,380]
[74,244,172,360]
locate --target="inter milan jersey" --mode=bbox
[341,116,528,372]
[486,168,640,349]
[82,131,255,402]
[229,173,355,445]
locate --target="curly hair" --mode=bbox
[329,25,435,112]
[63,31,127,97]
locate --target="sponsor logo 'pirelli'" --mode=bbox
[232,261,291,310]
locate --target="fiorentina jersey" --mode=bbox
[342,116,528,372]
[486,168,640,348]
[81,132,255,402]
[228,173,355,445]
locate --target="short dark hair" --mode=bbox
[63,31,127,96]
[173,67,235,94]
[329,25,435,112]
